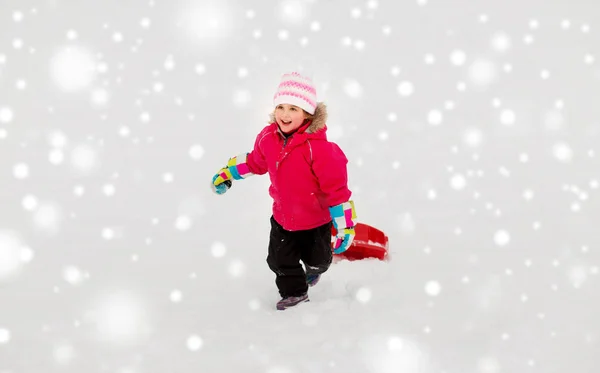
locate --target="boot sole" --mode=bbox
[276,298,309,310]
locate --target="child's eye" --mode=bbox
[290,107,297,111]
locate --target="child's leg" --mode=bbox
[300,221,333,276]
[266,216,308,297]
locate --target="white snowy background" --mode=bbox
[0,0,599,372]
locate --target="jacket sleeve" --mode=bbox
[311,141,352,206]
[245,127,269,176]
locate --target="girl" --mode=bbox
[211,72,357,310]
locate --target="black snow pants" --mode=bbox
[266,216,333,297]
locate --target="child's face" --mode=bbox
[275,104,308,134]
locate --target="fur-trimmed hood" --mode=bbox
[269,102,328,134]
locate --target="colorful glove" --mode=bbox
[329,200,357,254]
[211,153,254,195]
[211,179,231,195]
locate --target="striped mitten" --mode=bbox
[211,153,254,195]
[329,200,357,254]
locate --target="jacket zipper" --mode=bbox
[277,134,291,169]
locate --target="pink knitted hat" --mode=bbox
[273,72,317,115]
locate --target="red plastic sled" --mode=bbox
[333,223,389,261]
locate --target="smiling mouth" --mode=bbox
[281,120,292,125]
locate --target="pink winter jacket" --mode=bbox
[245,103,352,231]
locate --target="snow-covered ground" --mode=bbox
[1,0,599,372]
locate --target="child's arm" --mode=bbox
[311,142,352,206]
[312,143,358,253]
[211,129,269,194]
